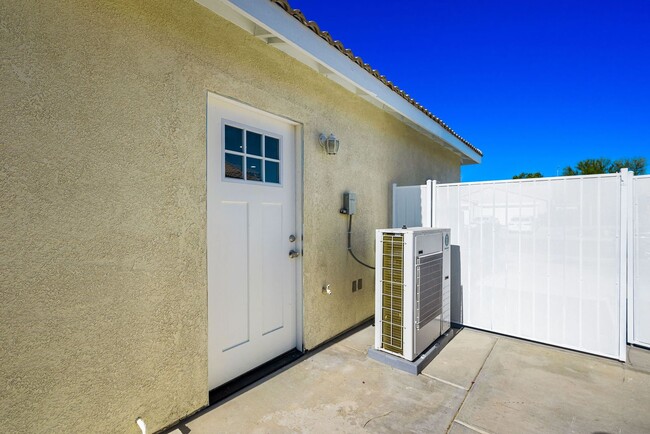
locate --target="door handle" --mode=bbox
[289,250,301,259]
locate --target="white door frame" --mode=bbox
[206,92,304,381]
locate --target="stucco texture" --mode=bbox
[0,0,460,432]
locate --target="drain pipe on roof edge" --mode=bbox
[136,417,147,434]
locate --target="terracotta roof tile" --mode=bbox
[269,0,482,157]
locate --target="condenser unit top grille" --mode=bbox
[380,233,404,354]
[416,252,443,329]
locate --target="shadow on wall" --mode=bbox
[450,245,463,326]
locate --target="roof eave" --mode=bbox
[196,0,482,165]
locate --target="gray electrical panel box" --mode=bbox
[343,192,356,215]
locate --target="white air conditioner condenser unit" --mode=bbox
[374,227,451,361]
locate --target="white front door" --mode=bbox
[207,93,299,390]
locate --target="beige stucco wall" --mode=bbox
[0,0,460,432]
[302,104,460,348]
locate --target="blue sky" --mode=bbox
[288,1,650,181]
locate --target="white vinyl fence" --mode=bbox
[631,175,650,347]
[393,170,648,361]
[392,182,433,228]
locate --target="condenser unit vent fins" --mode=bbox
[381,233,404,354]
[416,252,443,329]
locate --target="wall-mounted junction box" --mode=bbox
[341,192,356,215]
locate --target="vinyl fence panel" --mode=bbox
[392,183,424,228]
[436,174,624,359]
[632,175,650,347]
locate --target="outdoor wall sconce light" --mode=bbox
[319,133,340,155]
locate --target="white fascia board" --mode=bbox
[196,0,482,165]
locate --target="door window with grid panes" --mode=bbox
[223,123,281,184]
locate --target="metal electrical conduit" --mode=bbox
[347,214,375,270]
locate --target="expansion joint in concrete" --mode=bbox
[445,338,498,434]
[420,373,467,391]
[452,420,493,434]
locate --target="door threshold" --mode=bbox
[207,317,375,405]
[208,349,303,406]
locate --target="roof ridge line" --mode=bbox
[269,0,482,156]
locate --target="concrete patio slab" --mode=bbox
[421,328,497,390]
[456,337,650,434]
[170,326,650,434]
[338,323,375,354]
[628,345,650,372]
[183,342,466,433]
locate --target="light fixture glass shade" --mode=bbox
[319,133,340,155]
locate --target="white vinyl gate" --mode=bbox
[631,175,650,347]
[393,170,648,361]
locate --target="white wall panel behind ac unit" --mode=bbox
[435,174,625,360]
